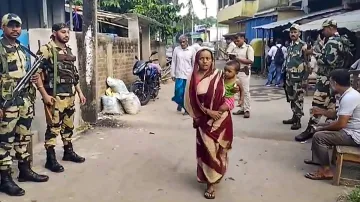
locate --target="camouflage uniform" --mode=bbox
[283,24,307,130]
[295,19,344,142]
[37,23,85,173]
[0,13,48,197]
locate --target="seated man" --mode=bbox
[304,69,360,180]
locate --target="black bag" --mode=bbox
[274,46,285,66]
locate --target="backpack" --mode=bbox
[274,45,285,66]
[338,35,354,69]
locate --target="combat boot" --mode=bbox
[295,125,314,142]
[18,160,49,182]
[63,142,85,163]
[290,118,302,130]
[283,115,295,125]
[45,146,64,173]
[0,169,25,196]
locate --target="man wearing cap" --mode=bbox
[295,19,346,142]
[35,23,86,173]
[0,13,49,197]
[282,24,309,130]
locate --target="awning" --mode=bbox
[253,6,344,29]
[297,9,360,32]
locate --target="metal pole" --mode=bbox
[204,6,208,42]
[69,0,73,31]
[42,0,48,28]
[191,13,194,44]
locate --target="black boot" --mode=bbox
[0,169,25,196]
[18,160,49,182]
[291,118,302,130]
[45,146,64,173]
[63,142,85,163]
[295,125,314,142]
[283,115,295,125]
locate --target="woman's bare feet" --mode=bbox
[204,184,215,199]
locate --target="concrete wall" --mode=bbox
[258,0,289,12]
[277,10,305,20]
[0,0,65,29]
[217,0,259,23]
[27,29,82,144]
[151,41,167,67]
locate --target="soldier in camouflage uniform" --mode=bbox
[295,19,345,142]
[35,23,86,173]
[0,13,49,197]
[282,24,308,130]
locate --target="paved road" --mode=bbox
[2,69,349,202]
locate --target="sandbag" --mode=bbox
[106,77,129,94]
[118,92,141,115]
[101,95,125,115]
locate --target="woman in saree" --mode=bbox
[184,48,234,199]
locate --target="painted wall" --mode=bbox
[27,29,82,144]
[258,0,289,12]
[217,0,259,23]
[245,16,277,42]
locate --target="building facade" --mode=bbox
[217,0,259,33]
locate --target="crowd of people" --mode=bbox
[170,19,360,199]
[0,13,86,196]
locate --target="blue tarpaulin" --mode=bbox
[245,16,276,42]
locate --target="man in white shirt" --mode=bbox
[231,33,255,118]
[265,39,287,87]
[171,35,195,114]
[304,69,360,180]
[225,36,236,58]
[191,38,203,52]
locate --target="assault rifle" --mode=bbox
[1,55,45,109]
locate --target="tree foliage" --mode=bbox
[70,0,182,39]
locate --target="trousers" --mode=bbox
[285,79,305,119]
[311,130,358,166]
[237,71,251,112]
[0,96,33,170]
[308,75,336,125]
[44,95,75,148]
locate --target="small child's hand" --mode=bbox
[231,85,240,93]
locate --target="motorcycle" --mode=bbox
[130,51,161,106]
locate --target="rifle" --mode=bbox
[1,55,45,109]
[282,66,290,102]
[303,36,313,80]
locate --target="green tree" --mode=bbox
[70,0,182,39]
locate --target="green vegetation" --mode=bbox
[347,187,360,202]
[70,0,182,39]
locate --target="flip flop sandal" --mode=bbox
[304,172,333,180]
[204,190,215,199]
[304,159,320,166]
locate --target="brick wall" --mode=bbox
[96,34,138,110]
[76,33,138,113]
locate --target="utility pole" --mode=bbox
[191,12,194,44]
[204,5,208,42]
[81,0,98,123]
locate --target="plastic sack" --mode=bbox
[101,95,125,115]
[106,77,129,94]
[118,92,141,115]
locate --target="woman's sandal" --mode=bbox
[304,172,333,180]
[204,190,215,199]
